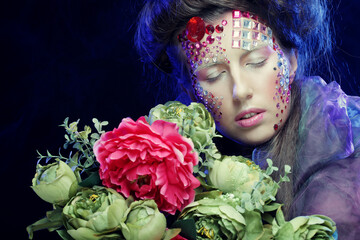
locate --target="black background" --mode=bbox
[2,1,360,239]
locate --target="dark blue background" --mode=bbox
[2,1,360,239]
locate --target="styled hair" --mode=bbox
[135,0,333,218]
[135,0,334,97]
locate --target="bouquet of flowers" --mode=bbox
[27,101,337,240]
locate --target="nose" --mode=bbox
[232,75,253,102]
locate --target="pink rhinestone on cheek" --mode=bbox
[272,43,292,131]
[191,76,224,122]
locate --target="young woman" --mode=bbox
[135,0,360,238]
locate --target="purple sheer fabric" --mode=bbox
[255,77,360,239]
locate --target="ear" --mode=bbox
[288,49,298,84]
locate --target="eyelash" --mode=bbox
[203,58,267,81]
[206,71,226,82]
[247,59,267,68]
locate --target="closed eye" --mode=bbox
[246,58,267,68]
[206,71,226,82]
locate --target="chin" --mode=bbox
[219,128,274,147]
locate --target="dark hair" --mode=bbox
[135,0,334,98]
[135,0,334,218]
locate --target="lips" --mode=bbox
[235,109,265,128]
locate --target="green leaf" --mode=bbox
[162,228,182,240]
[46,208,63,223]
[275,222,294,240]
[171,219,197,240]
[26,215,64,239]
[198,171,206,178]
[276,207,286,226]
[67,152,80,169]
[56,229,75,240]
[195,190,222,201]
[92,118,99,124]
[263,203,282,212]
[65,134,70,141]
[79,125,91,139]
[262,213,275,225]
[90,133,100,140]
[243,211,265,239]
[284,165,291,174]
[84,158,94,169]
[79,171,101,188]
[101,121,109,126]
[73,142,82,151]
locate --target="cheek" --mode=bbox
[272,48,292,131]
[192,77,225,122]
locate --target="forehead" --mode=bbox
[178,10,275,71]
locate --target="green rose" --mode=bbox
[179,196,247,239]
[209,156,277,211]
[290,215,336,239]
[120,199,166,240]
[31,160,78,206]
[209,156,261,194]
[147,101,217,151]
[63,186,128,240]
[272,207,337,239]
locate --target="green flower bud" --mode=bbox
[31,160,78,206]
[63,186,128,240]
[121,199,166,240]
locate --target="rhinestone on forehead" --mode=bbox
[231,10,274,50]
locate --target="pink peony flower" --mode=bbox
[94,116,200,214]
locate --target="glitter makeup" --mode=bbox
[272,43,291,131]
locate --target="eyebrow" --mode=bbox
[195,61,221,72]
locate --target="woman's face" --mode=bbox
[179,11,297,146]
